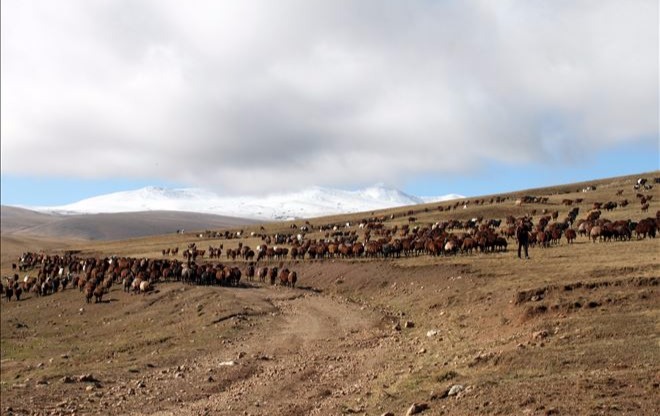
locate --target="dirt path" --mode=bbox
[139,289,394,416]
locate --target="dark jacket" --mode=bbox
[516,223,530,243]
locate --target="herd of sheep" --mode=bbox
[2,178,658,304]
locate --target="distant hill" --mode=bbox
[0,206,259,241]
[1,206,61,234]
[30,185,463,221]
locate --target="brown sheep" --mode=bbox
[122,275,133,292]
[227,267,241,286]
[258,267,268,283]
[278,268,290,286]
[93,285,105,303]
[635,219,657,239]
[288,271,298,288]
[565,229,577,244]
[214,268,226,285]
[269,267,279,285]
[85,282,95,304]
[78,277,87,292]
[461,238,477,255]
[586,210,601,222]
[536,230,550,248]
[289,246,300,260]
[494,237,508,251]
[246,264,255,281]
[351,242,365,257]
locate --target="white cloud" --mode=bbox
[1,0,657,195]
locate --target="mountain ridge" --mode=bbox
[26,185,463,221]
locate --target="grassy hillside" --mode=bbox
[1,207,260,241]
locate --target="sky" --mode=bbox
[1,0,658,207]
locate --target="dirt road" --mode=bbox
[138,287,397,416]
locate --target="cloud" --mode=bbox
[1,0,657,195]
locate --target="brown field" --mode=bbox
[1,172,659,416]
[0,207,259,241]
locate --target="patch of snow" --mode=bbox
[32,185,463,221]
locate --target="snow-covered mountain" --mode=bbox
[34,185,463,221]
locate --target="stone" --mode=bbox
[533,330,549,340]
[78,374,98,383]
[448,384,464,396]
[406,402,429,415]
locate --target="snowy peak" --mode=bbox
[360,184,424,205]
[36,185,462,221]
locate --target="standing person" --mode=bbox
[516,219,531,259]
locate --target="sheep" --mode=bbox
[246,264,255,282]
[269,267,279,285]
[77,276,87,292]
[139,280,152,294]
[93,285,105,303]
[84,282,95,304]
[258,267,268,283]
[5,283,13,302]
[288,271,298,288]
[278,268,290,286]
[122,275,133,293]
[131,277,143,294]
[565,229,577,244]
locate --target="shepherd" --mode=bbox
[516,219,531,259]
